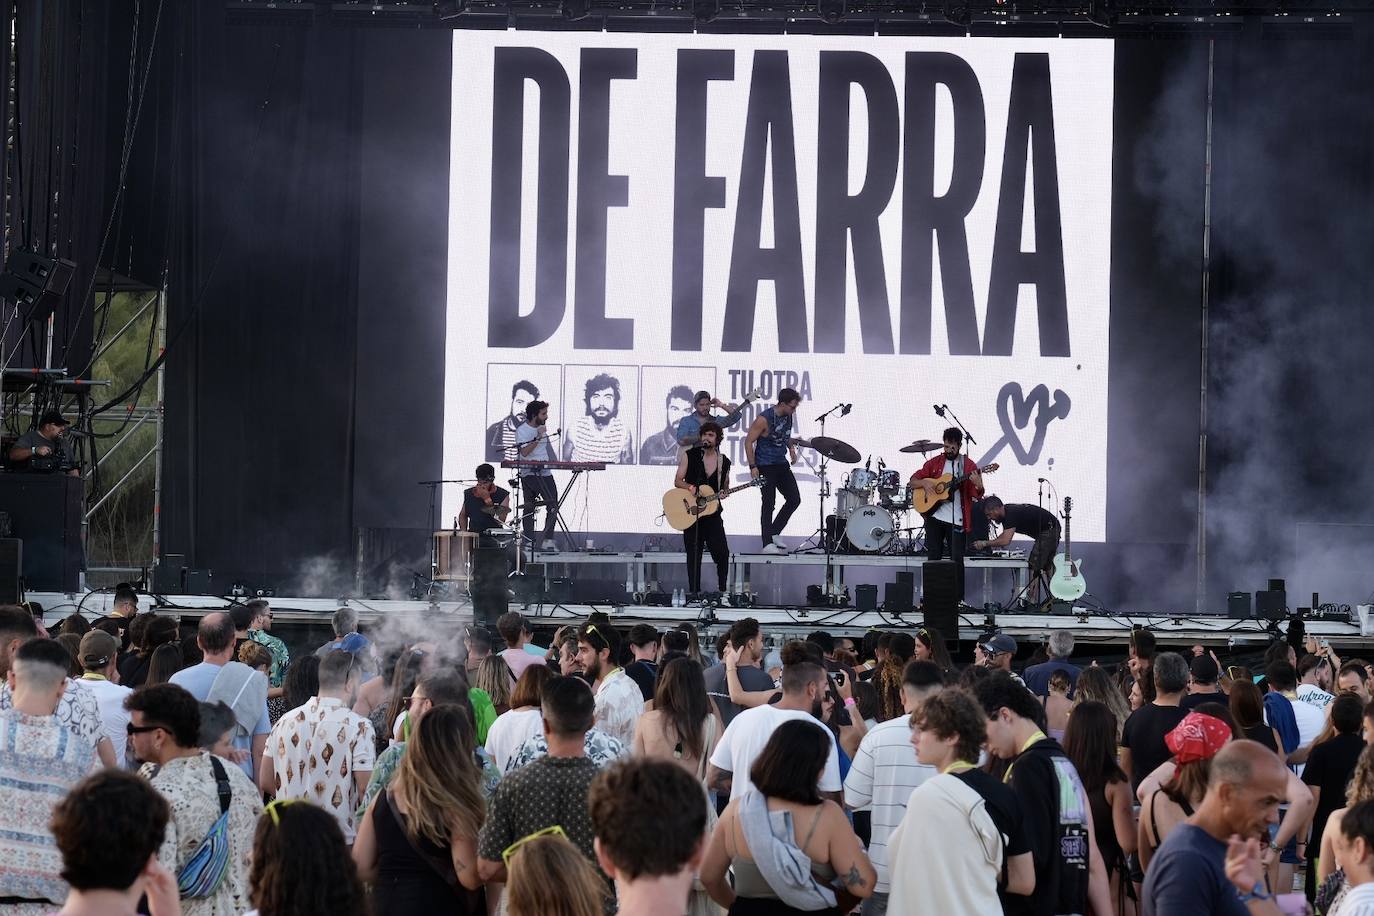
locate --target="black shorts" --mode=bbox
[1028,525,1061,573]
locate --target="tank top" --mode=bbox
[685,448,731,514]
[1244,722,1279,753]
[754,407,792,466]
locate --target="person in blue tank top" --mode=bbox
[744,388,802,554]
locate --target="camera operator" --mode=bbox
[8,411,79,476]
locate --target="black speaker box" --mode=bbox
[0,251,75,320]
[884,580,913,614]
[1256,589,1287,621]
[0,475,82,591]
[1228,592,1252,619]
[922,560,960,642]
[0,539,21,604]
[855,584,878,612]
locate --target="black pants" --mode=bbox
[520,475,560,541]
[683,513,730,593]
[758,463,801,547]
[924,515,966,600]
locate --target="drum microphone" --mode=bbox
[1037,477,1048,483]
[840,403,852,416]
[933,404,946,417]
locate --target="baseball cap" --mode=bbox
[39,410,69,428]
[1190,653,1220,684]
[338,632,371,655]
[79,629,119,669]
[979,633,1018,656]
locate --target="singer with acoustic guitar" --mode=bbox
[910,427,985,601]
[515,399,561,549]
[673,421,732,595]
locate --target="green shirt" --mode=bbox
[247,629,290,687]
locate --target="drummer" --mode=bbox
[458,463,512,538]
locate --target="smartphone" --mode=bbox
[826,672,852,727]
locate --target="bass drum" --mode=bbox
[836,487,869,519]
[845,505,896,553]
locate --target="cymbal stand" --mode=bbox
[810,403,850,599]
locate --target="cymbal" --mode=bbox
[808,436,861,464]
[898,439,943,454]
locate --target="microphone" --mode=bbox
[840,403,852,416]
[933,404,946,417]
[1037,477,1048,483]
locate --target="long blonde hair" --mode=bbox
[475,656,513,709]
[1348,744,1374,806]
[392,705,485,846]
[506,835,606,916]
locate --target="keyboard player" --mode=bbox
[515,399,560,549]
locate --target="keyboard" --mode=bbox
[500,460,608,471]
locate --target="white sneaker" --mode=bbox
[541,539,557,551]
[761,542,787,554]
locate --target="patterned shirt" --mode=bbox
[357,742,501,820]
[0,710,97,903]
[478,755,601,864]
[565,416,633,464]
[593,668,643,746]
[0,679,103,757]
[149,752,262,916]
[506,727,627,773]
[263,697,376,841]
[247,629,290,687]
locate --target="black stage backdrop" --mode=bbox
[144,7,1374,608]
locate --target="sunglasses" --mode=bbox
[502,825,567,866]
[265,798,300,826]
[126,722,168,736]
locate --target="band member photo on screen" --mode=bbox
[563,371,635,464]
[640,384,695,465]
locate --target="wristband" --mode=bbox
[844,697,857,707]
[1238,887,1272,903]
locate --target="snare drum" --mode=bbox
[847,468,877,493]
[836,487,869,519]
[877,469,903,495]
[880,484,914,510]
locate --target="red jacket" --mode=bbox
[912,454,985,531]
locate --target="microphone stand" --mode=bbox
[934,404,980,606]
[812,402,849,602]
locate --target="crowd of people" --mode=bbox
[4,593,1374,916]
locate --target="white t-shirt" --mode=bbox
[485,707,544,773]
[1297,683,1335,710]
[932,457,962,527]
[1333,881,1374,916]
[78,676,132,768]
[709,704,842,801]
[842,717,936,893]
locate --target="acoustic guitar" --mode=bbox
[1048,496,1087,601]
[662,479,764,531]
[910,463,999,515]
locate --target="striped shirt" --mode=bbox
[566,416,632,463]
[843,716,937,894]
[0,710,97,903]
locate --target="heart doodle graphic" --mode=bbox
[978,382,1072,467]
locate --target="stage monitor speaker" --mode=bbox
[922,560,960,642]
[153,555,185,594]
[1228,592,1252,619]
[807,584,825,607]
[855,584,878,611]
[1268,578,1286,593]
[471,546,510,626]
[0,539,21,604]
[884,580,913,614]
[0,475,82,592]
[1255,589,1287,621]
[183,569,214,596]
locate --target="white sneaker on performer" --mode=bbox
[761,542,787,554]
[541,539,557,551]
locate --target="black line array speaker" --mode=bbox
[471,546,509,627]
[0,539,21,604]
[0,475,82,592]
[0,251,75,322]
[922,560,960,643]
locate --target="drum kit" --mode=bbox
[820,437,945,554]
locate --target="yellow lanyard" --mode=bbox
[80,673,108,682]
[942,761,977,775]
[1004,729,1047,783]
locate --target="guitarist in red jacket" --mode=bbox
[911,428,985,602]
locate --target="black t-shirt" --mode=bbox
[1303,732,1365,844]
[955,767,1032,860]
[1122,703,1188,793]
[625,660,657,702]
[1003,738,1091,916]
[463,485,510,533]
[1000,504,1059,539]
[1179,689,1227,712]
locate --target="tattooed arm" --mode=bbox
[821,800,876,899]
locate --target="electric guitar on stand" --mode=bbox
[1048,497,1087,601]
[911,463,1000,515]
[662,479,764,531]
